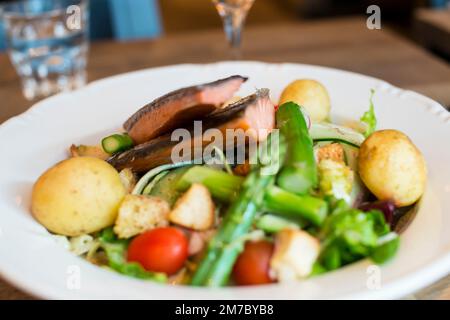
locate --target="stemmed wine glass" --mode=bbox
[212,0,256,58]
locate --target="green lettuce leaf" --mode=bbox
[318,200,399,270]
[99,228,167,282]
[360,89,377,137]
[371,233,400,264]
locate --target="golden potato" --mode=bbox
[358,130,427,207]
[32,157,126,236]
[279,79,331,122]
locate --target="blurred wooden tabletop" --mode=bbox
[415,8,450,58]
[0,17,449,299]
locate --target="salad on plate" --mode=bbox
[30,75,427,286]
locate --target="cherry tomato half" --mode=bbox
[232,240,275,285]
[127,227,188,275]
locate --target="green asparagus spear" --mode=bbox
[176,165,327,226]
[276,102,318,194]
[191,131,283,286]
[264,186,327,226]
[101,133,134,154]
[190,170,275,286]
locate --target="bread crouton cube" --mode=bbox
[316,143,345,163]
[169,184,215,231]
[270,229,320,282]
[114,195,170,239]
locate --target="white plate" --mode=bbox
[0,61,449,300]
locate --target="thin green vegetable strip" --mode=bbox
[276,102,317,195]
[142,171,168,195]
[101,134,134,154]
[312,138,360,149]
[212,146,233,175]
[176,166,244,202]
[132,161,194,195]
[309,123,365,147]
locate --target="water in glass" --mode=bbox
[3,0,89,100]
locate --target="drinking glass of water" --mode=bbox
[2,0,89,100]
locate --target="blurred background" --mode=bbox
[1,0,449,60]
[0,0,449,108]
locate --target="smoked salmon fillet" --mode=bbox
[109,89,275,172]
[124,75,248,144]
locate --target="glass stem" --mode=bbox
[222,9,248,58]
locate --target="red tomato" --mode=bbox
[232,240,275,285]
[127,227,188,275]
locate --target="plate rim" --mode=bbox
[1,61,449,300]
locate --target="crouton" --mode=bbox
[270,229,320,282]
[316,143,345,163]
[69,144,109,160]
[114,195,170,239]
[169,184,215,231]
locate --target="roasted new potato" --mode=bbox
[358,130,427,207]
[69,144,109,160]
[32,157,126,236]
[279,79,331,122]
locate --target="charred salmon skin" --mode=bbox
[109,89,275,172]
[124,75,248,144]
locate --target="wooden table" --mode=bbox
[1,17,449,299]
[415,8,450,58]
